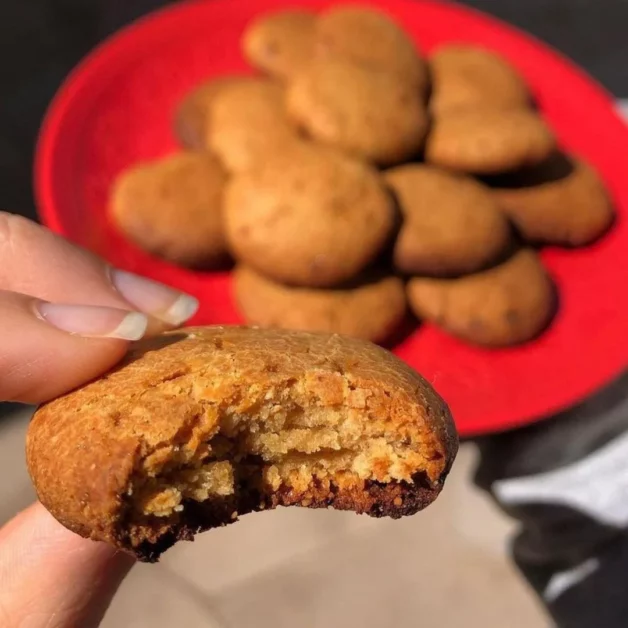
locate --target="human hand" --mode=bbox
[0,212,199,627]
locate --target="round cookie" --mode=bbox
[491,156,614,246]
[384,165,512,276]
[174,76,245,150]
[224,144,395,287]
[425,109,556,175]
[407,249,555,347]
[243,10,316,81]
[234,266,407,342]
[27,326,457,561]
[208,78,301,173]
[316,6,428,90]
[429,45,530,114]
[288,57,428,166]
[110,152,229,268]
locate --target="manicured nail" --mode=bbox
[110,270,199,326]
[36,303,149,340]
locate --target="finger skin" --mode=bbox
[0,292,130,403]
[0,503,134,628]
[0,213,137,403]
[0,213,199,403]
[0,213,178,337]
[0,213,129,308]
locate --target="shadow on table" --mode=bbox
[0,402,32,420]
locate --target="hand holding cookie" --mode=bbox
[0,213,200,626]
[0,213,457,625]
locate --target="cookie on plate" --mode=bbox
[429,45,530,114]
[385,165,512,276]
[27,326,458,561]
[110,152,229,268]
[490,154,614,246]
[234,266,407,342]
[425,109,555,175]
[242,9,316,81]
[407,249,555,347]
[224,144,396,287]
[174,76,245,150]
[288,57,428,166]
[208,78,300,173]
[316,5,428,90]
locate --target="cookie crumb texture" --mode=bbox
[407,250,555,347]
[429,45,530,114]
[385,165,512,276]
[315,6,428,90]
[491,157,615,246]
[234,266,407,343]
[288,58,428,166]
[207,79,300,173]
[109,153,229,269]
[27,327,457,562]
[224,144,396,287]
[174,76,246,151]
[426,109,556,175]
[242,10,316,80]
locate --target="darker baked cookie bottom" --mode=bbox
[127,469,442,563]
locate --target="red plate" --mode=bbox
[35,0,628,437]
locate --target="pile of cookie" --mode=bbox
[109,5,614,348]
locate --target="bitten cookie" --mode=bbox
[242,9,316,80]
[429,45,530,114]
[316,6,428,91]
[407,250,555,347]
[27,326,458,561]
[234,266,407,342]
[174,76,245,150]
[109,152,229,268]
[208,78,300,173]
[384,165,512,276]
[224,144,396,287]
[425,109,555,175]
[288,57,428,166]
[490,155,614,246]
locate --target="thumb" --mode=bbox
[0,290,147,403]
[0,503,134,628]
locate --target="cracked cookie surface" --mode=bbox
[27,327,457,562]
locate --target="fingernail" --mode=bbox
[110,270,199,326]
[36,303,148,341]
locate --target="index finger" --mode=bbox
[0,212,197,327]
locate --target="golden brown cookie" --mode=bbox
[224,144,396,287]
[109,152,229,268]
[27,326,458,561]
[242,10,316,80]
[425,109,556,175]
[174,76,245,150]
[429,45,530,114]
[407,249,555,347]
[234,266,407,342]
[288,57,428,166]
[208,78,300,173]
[316,6,428,90]
[384,165,512,276]
[490,155,614,246]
